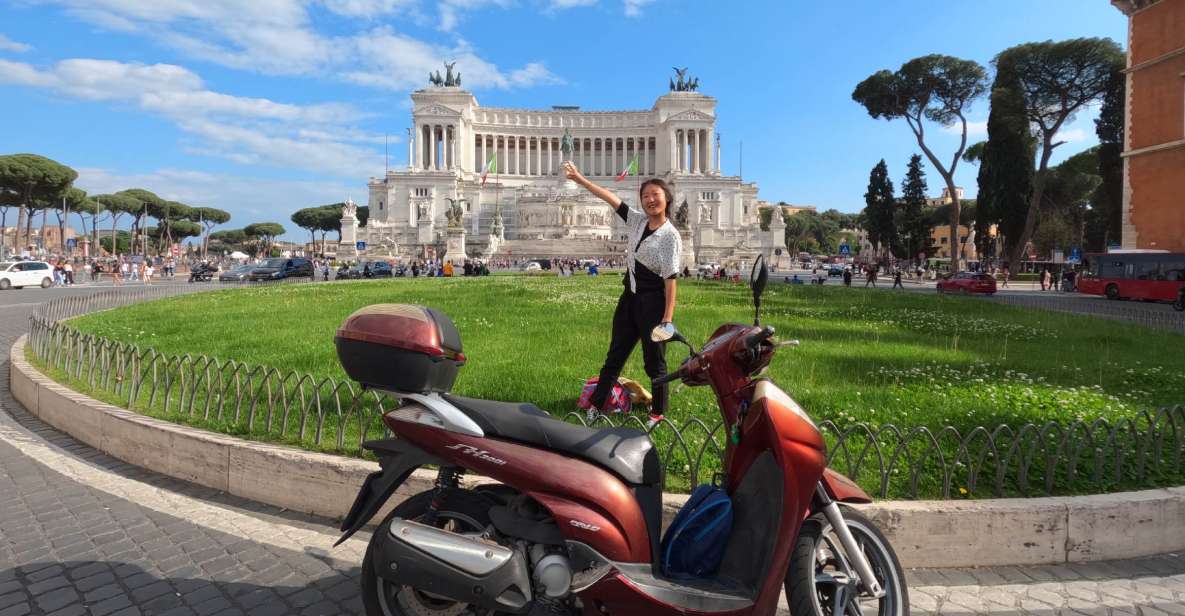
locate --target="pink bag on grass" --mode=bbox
[576,377,632,415]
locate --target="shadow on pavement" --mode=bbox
[1,559,363,616]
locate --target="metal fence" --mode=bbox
[25,288,1185,500]
[989,293,1185,334]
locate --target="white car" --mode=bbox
[0,261,54,290]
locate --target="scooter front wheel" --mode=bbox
[361,489,496,616]
[786,506,909,616]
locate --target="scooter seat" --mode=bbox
[442,394,660,486]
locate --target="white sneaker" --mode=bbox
[585,408,601,423]
[645,414,664,430]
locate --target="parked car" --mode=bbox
[937,271,998,295]
[520,261,542,272]
[828,264,845,277]
[0,261,54,289]
[247,257,314,281]
[218,264,254,282]
[366,261,393,277]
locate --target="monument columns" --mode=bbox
[407,127,414,171]
[419,125,427,170]
[449,125,457,170]
[431,124,440,170]
[700,129,707,173]
[673,129,682,171]
[678,130,686,172]
[701,129,708,174]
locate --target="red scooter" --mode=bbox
[335,256,908,616]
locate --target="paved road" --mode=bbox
[3,286,1185,615]
[772,266,1185,331]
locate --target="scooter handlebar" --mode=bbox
[652,370,682,386]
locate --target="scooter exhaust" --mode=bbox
[375,518,534,613]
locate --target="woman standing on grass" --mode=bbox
[563,160,681,430]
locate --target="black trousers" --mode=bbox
[590,290,668,415]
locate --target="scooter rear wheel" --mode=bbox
[785,506,909,616]
[361,489,496,616]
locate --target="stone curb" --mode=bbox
[11,336,1185,569]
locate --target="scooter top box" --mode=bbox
[335,304,465,393]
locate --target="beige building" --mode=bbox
[1,226,80,253]
[930,224,973,260]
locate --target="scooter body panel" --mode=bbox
[723,384,828,616]
[392,419,652,563]
[579,573,752,616]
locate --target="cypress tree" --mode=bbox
[977,56,1035,264]
[1091,68,1124,251]
[863,159,897,256]
[900,154,930,260]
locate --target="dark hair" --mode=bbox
[638,178,674,217]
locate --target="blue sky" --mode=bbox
[0,0,1127,240]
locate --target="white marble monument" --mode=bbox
[348,67,786,264]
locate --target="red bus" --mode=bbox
[1077,251,1185,301]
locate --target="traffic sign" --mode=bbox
[839,244,851,256]
[356,241,366,250]
[66,238,77,248]
[1068,246,1082,263]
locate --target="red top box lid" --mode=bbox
[335,304,465,362]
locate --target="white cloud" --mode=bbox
[0,57,384,177]
[508,62,562,87]
[75,166,358,238]
[38,0,560,88]
[941,119,987,139]
[1055,128,1088,144]
[319,0,416,18]
[438,0,513,31]
[0,34,32,52]
[549,0,597,9]
[624,0,655,16]
[344,27,561,90]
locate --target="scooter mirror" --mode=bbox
[750,254,768,298]
[650,322,677,343]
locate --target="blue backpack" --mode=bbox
[661,483,733,577]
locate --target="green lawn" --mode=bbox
[37,275,1185,498]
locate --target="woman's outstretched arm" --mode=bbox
[563,161,622,210]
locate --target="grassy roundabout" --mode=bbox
[33,274,1185,498]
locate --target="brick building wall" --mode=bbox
[1115,0,1185,251]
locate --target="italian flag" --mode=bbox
[615,154,638,182]
[481,154,497,186]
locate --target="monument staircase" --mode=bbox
[482,237,622,260]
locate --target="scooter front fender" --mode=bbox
[820,467,872,504]
[333,438,446,546]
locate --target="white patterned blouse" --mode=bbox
[617,203,682,294]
